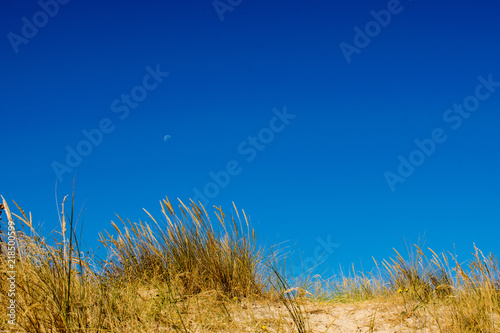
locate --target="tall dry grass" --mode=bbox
[0,194,307,332]
[298,242,500,332]
[98,197,263,297]
[0,192,499,332]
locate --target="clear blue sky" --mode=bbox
[1,0,499,276]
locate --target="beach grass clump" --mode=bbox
[0,194,105,332]
[98,197,264,297]
[303,242,500,332]
[0,194,308,332]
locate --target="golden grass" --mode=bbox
[0,193,499,332]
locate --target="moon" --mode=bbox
[163,135,171,142]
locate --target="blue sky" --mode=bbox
[1,0,499,276]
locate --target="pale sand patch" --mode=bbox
[237,299,443,332]
[300,300,442,332]
[136,288,445,332]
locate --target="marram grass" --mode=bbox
[0,194,499,332]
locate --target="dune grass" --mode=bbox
[294,242,500,332]
[0,193,499,332]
